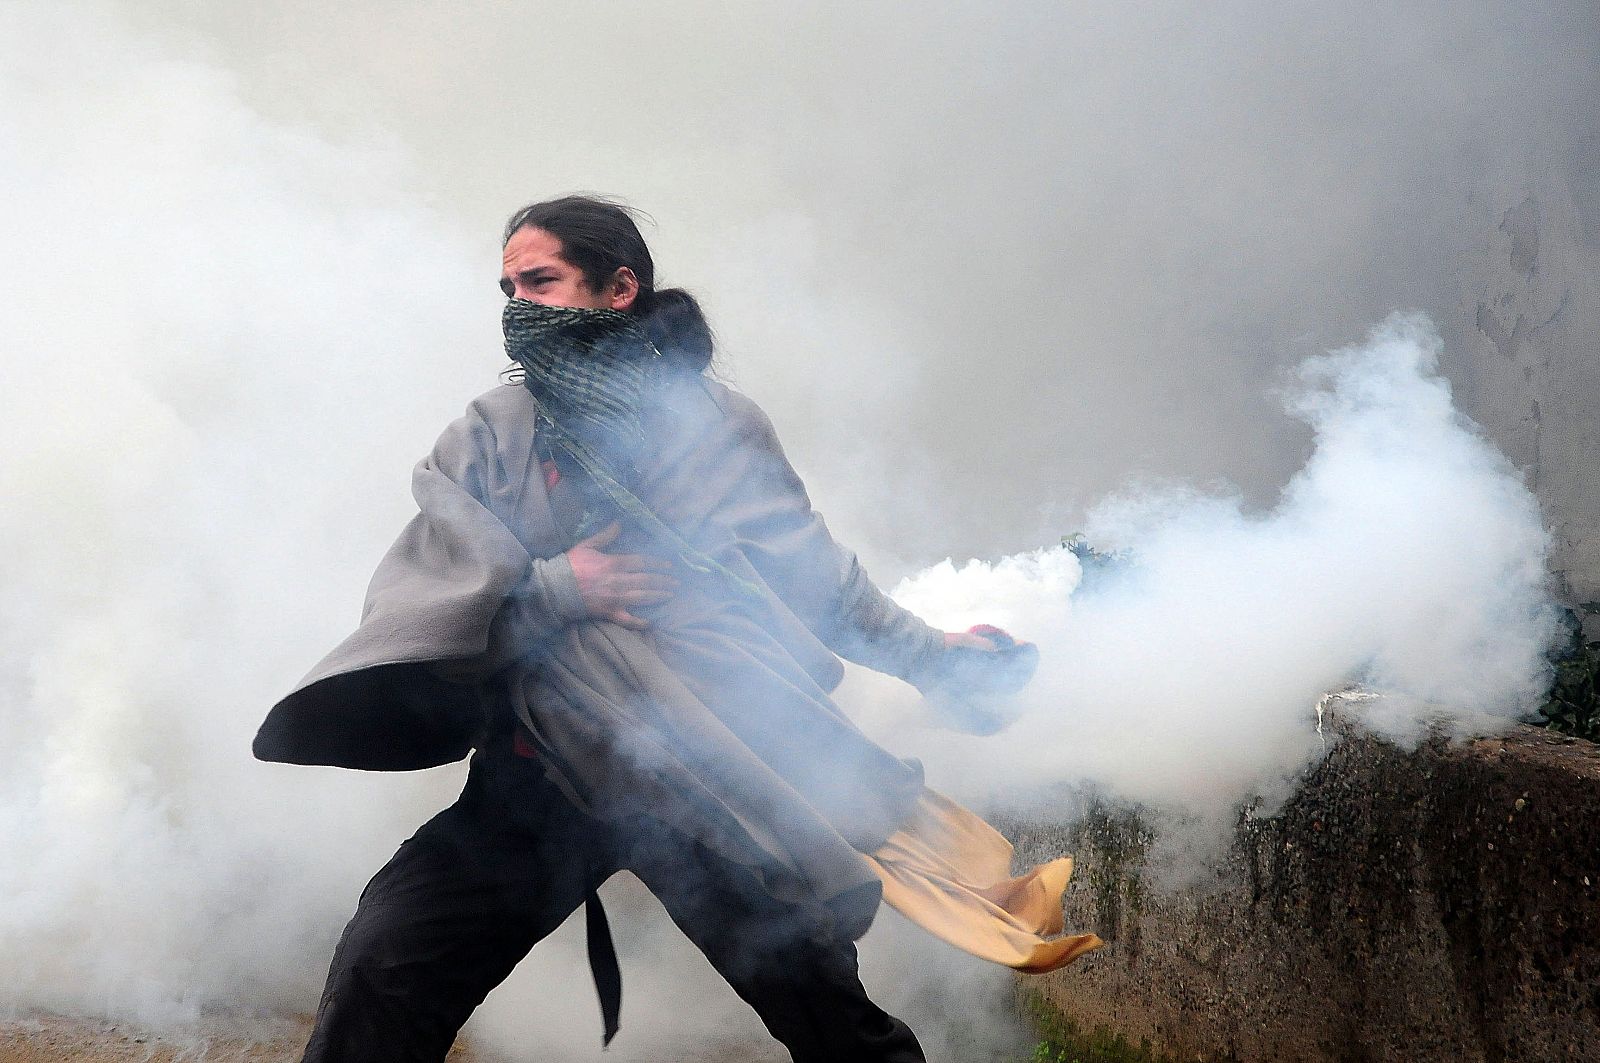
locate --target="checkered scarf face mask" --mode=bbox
[501,299,659,457]
[502,299,760,599]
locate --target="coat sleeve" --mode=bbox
[253,398,581,770]
[415,398,588,678]
[721,392,946,686]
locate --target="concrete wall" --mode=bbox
[1442,150,1600,616]
[1014,720,1600,1062]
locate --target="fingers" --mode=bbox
[609,553,675,574]
[944,631,999,651]
[613,571,677,594]
[586,572,674,599]
[571,525,673,577]
[946,626,1032,652]
[948,632,1036,652]
[576,521,622,551]
[568,526,683,627]
[606,579,674,609]
[608,609,649,630]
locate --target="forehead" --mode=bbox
[501,226,572,274]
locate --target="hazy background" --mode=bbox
[108,0,1600,574]
[2,1,1596,1060]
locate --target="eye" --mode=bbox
[499,278,514,298]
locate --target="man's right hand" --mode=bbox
[566,522,677,630]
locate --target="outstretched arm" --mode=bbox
[722,392,1015,688]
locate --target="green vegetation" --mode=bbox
[1061,534,1128,592]
[1020,988,1178,1063]
[1530,602,1600,742]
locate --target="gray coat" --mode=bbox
[254,376,947,932]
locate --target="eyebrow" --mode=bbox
[500,267,557,293]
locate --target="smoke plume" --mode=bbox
[2,1,1590,1060]
[854,316,1556,825]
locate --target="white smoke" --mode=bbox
[0,5,838,1059]
[0,0,474,1029]
[855,315,1556,821]
[0,3,674,1055]
[0,2,1577,1061]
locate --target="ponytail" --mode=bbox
[637,287,715,374]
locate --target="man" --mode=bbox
[255,196,1096,1062]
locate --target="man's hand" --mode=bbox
[942,624,1030,653]
[923,624,1038,735]
[566,522,677,630]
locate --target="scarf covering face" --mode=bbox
[502,299,658,459]
[502,299,760,598]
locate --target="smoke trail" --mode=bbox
[1,2,1578,1060]
[833,316,1560,1058]
[0,7,748,1058]
[0,6,845,1059]
[119,0,1597,575]
[853,315,1557,823]
[0,0,474,1026]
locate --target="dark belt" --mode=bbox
[586,889,622,1046]
[515,725,622,1045]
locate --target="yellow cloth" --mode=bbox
[865,790,1104,972]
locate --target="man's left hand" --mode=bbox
[922,624,1037,735]
[942,624,1030,653]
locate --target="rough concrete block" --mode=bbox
[1012,723,1600,1062]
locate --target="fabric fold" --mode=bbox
[866,791,1103,972]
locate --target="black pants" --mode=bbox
[301,744,925,1062]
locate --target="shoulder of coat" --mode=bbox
[466,381,534,423]
[424,382,533,463]
[699,379,776,437]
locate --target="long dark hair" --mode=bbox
[503,195,715,374]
